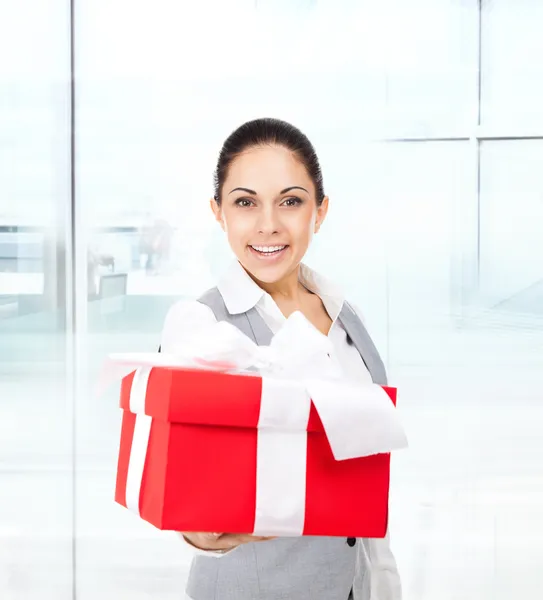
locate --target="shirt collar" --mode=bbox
[298,263,345,322]
[217,260,266,315]
[217,260,345,321]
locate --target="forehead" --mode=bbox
[225,145,314,192]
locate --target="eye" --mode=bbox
[282,196,303,207]
[234,197,255,208]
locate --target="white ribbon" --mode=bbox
[125,367,152,516]
[113,311,408,531]
[255,378,311,536]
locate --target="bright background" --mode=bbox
[1,1,542,599]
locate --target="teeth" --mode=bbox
[251,245,286,253]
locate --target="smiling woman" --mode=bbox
[210,119,329,288]
[161,118,402,600]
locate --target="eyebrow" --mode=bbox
[228,186,309,195]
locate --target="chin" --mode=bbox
[240,255,297,285]
[250,268,287,284]
[245,264,287,284]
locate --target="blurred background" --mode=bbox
[1,0,543,598]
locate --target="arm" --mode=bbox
[161,300,274,557]
[161,299,218,354]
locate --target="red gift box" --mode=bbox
[115,366,397,538]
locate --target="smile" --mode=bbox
[250,245,286,254]
[248,245,289,259]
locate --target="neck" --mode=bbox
[251,265,306,303]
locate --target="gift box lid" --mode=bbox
[120,366,397,434]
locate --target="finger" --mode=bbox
[200,532,223,540]
[221,534,275,545]
[185,532,226,551]
[210,536,244,550]
[202,533,227,547]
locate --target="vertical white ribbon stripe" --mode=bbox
[253,378,311,536]
[125,367,153,515]
[129,367,152,413]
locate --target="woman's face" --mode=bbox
[211,144,328,284]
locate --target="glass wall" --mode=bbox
[2,1,543,599]
[0,1,73,598]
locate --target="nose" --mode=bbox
[256,204,280,236]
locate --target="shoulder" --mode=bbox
[161,299,217,352]
[343,300,366,324]
[164,299,217,326]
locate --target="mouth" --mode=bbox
[248,244,289,260]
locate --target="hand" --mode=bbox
[182,532,275,552]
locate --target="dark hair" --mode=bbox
[213,118,325,206]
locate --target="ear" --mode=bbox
[314,196,329,233]
[210,197,225,231]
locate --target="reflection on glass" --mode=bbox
[479,140,543,318]
[0,1,72,598]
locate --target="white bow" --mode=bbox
[171,310,338,378]
[103,310,407,460]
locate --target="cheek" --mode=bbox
[289,209,317,241]
[223,213,251,245]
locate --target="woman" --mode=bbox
[161,118,401,600]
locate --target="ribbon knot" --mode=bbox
[171,310,336,379]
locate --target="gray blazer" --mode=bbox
[185,288,389,600]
